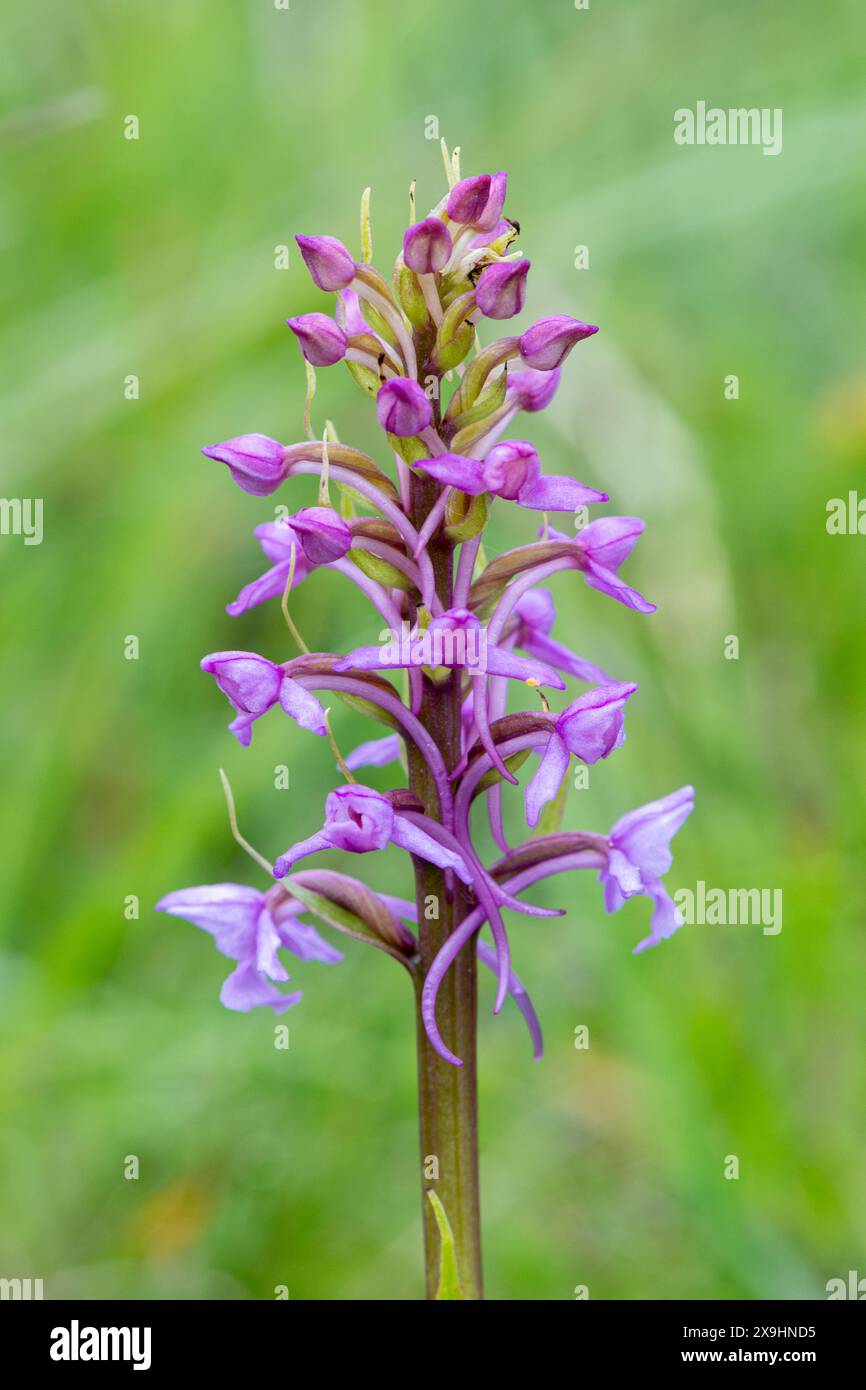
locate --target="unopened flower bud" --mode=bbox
[295,234,356,291]
[286,313,348,366]
[447,174,492,226]
[476,171,507,230]
[519,314,598,370]
[201,434,287,496]
[475,259,530,320]
[403,217,452,274]
[482,440,540,499]
[290,506,352,564]
[376,377,432,437]
[508,366,561,412]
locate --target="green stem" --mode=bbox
[408,470,483,1300]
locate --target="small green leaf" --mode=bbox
[444,490,490,542]
[282,880,381,946]
[345,359,379,398]
[389,432,430,465]
[332,689,401,732]
[347,547,414,592]
[426,1190,464,1300]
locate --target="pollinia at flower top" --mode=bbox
[158,146,694,1300]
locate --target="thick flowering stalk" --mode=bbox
[158,147,694,1301]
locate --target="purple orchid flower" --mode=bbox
[415,441,607,513]
[376,377,433,436]
[525,682,639,827]
[510,588,612,684]
[295,234,356,291]
[156,882,342,1014]
[600,785,695,953]
[519,315,598,370]
[274,784,473,883]
[475,259,530,320]
[334,607,567,687]
[508,366,562,413]
[344,733,403,771]
[289,506,352,564]
[286,312,348,366]
[226,521,310,617]
[476,172,508,231]
[201,434,287,496]
[403,217,452,273]
[201,651,327,746]
[447,174,492,226]
[541,518,657,613]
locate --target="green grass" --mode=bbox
[1,0,864,1299]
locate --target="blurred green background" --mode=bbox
[2,0,864,1301]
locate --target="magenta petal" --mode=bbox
[201,434,287,496]
[517,474,608,512]
[334,644,414,672]
[632,879,683,954]
[519,315,598,371]
[508,366,561,413]
[414,453,487,495]
[270,898,343,963]
[295,234,356,292]
[611,785,695,881]
[156,883,262,960]
[255,520,304,566]
[476,171,507,231]
[476,939,543,1060]
[471,676,519,787]
[391,814,474,885]
[226,560,293,617]
[403,217,452,273]
[273,830,335,880]
[525,733,570,828]
[485,646,566,688]
[447,174,492,226]
[475,259,530,320]
[290,506,352,564]
[277,675,328,735]
[579,516,645,571]
[286,312,347,366]
[557,681,638,764]
[344,733,402,770]
[376,377,432,436]
[519,629,612,685]
[583,560,656,613]
[255,906,291,981]
[219,960,302,1014]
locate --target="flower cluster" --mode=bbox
[158,158,694,1066]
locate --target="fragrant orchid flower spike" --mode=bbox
[168,157,695,1302]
